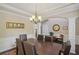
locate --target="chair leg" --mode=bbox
[59,50,62,55]
[16,47,18,55]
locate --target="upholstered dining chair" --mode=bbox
[16,38,25,55]
[19,34,27,41]
[57,34,64,43]
[45,35,52,42]
[53,34,64,44]
[23,41,37,55]
[59,41,71,55]
[37,34,44,42]
[52,36,57,42]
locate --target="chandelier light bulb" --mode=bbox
[30,18,33,21]
[38,16,42,21]
[32,15,35,19]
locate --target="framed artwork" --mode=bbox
[6,22,24,29]
[9,23,13,28]
[6,22,13,28]
[13,23,17,28]
[52,24,60,31]
[21,24,24,28]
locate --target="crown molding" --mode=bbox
[0,4,32,17]
[0,10,29,19]
[39,3,74,14]
[0,3,75,18]
[56,9,79,17]
[40,3,79,17]
[46,8,79,18]
[0,4,48,20]
[0,3,79,21]
[0,10,48,22]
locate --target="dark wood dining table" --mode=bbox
[24,38,62,55]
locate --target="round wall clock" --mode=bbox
[53,24,60,31]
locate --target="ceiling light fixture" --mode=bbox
[30,4,42,24]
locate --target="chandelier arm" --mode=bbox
[30,4,42,24]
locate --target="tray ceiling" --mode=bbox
[0,3,79,20]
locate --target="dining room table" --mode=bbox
[24,38,62,55]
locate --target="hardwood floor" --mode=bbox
[0,48,16,55]
[75,45,79,55]
[0,45,79,55]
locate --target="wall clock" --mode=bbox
[53,24,60,31]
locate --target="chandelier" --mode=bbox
[30,5,42,24]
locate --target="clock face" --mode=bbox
[53,24,60,31]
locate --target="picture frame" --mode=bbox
[52,24,60,31]
[6,22,24,29]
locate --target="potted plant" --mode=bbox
[49,32,54,36]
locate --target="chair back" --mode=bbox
[37,34,43,42]
[53,36,57,42]
[60,34,64,41]
[64,41,71,55]
[45,36,51,42]
[23,42,34,55]
[19,34,27,41]
[16,38,24,55]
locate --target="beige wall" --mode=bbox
[0,13,34,38]
[0,13,34,52]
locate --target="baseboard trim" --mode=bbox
[70,51,75,54]
[70,52,76,55]
[0,47,16,55]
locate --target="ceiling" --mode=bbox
[0,3,79,20]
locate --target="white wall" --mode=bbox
[69,17,76,53]
[42,18,68,42]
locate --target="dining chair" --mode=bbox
[59,41,71,55]
[45,35,52,42]
[23,41,37,55]
[37,34,44,42]
[19,34,27,41]
[53,36,57,42]
[16,38,25,55]
[57,34,64,43]
[53,34,64,44]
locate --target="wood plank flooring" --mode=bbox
[75,45,79,55]
[0,45,79,55]
[0,48,16,55]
